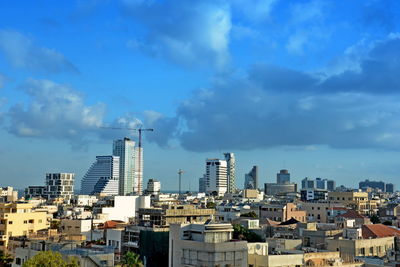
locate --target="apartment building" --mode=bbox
[0,203,48,252]
[260,203,306,223]
[327,191,380,215]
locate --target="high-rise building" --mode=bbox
[113,138,143,195]
[386,183,395,193]
[244,166,259,189]
[277,169,290,184]
[205,159,227,196]
[327,180,336,191]
[45,173,74,201]
[146,179,161,195]
[199,175,206,193]
[80,155,120,195]
[359,180,385,192]
[223,153,236,193]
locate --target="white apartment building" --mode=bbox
[205,159,228,196]
[169,222,248,267]
[45,173,74,201]
[113,138,143,195]
[99,195,150,222]
[80,155,120,195]
[224,152,236,193]
[146,178,161,195]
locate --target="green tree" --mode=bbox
[370,215,381,224]
[233,224,263,242]
[23,251,78,267]
[206,202,216,209]
[240,211,258,218]
[0,251,13,267]
[121,251,142,267]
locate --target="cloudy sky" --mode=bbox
[0,0,399,191]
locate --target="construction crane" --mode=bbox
[178,169,184,195]
[101,126,154,195]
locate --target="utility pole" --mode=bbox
[178,169,184,195]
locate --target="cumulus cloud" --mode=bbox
[146,35,400,151]
[0,30,79,74]
[6,79,104,144]
[121,0,231,69]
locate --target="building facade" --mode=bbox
[205,159,228,196]
[277,169,290,184]
[224,153,236,193]
[146,179,161,195]
[244,166,259,190]
[80,155,120,195]
[44,173,74,201]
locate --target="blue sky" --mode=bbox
[0,0,400,191]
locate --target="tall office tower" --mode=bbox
[45,173,74,201]
[80,156,120,195]
[223,153,236,193]
[315,178,327,189]
[277,169,290,184]
[385,183,394,193]
[244,166,259,189]
[327,180,336,191]
[146,179,161,195]
[113,138,136,195]
[302,177,316,189]
[205,159,228,196]
[359,180,385,192]
[199,175,206,193]
[134,146,143,195]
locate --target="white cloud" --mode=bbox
[0,30,79,74]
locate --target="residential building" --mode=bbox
[138,205,215,227]
[205,159,227,196]
[224,152,236,193]
[297,201,345,223]
[0,187,18,202]
[113,138,143,195]
[24,186,45,200]
[300,188,328,201]
[260,203,306,222]
[169,222,248,267]
[80,155,120,196]
[327,191,379,215]
[0,202,49,252]
[146,179,161,195]
[277,169,290,184]
[359,179,385,192]
[244,166,259,190]
[44,173,74,201]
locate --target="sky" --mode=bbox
[0,0,400,191]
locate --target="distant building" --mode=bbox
[300,188,328,201]
[205,159,228,196]
[24,186,46,199]
[80,155,120,196]
[45,173,74,201]
[0,186,18,202]
[385,183,395,193]
[198,175,206,193]
[244,166,259,190]
[277,169,290,184]
[223,153,236,193]
[302,177,335,191]
[359,179,385,192]
[169,222,248,267]
[264,183,297,196]
[327,180,336,191]
[113,138,143,196]
[146,179,161,195]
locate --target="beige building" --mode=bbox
[327,236,395,261]
[260,203,306,223]
[138,204,215,227]
[0,203,49,252]
[169,222,248,267]
[297,201,345,223]
[327,191,380,215]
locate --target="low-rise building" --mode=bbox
[260,203,306,223]
[169,222,248,267]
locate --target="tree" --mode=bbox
[370,215,381,224]
[23,251,78,267]
[206,202,216,209]
[233,224,263,242]
[0,251,13,267]
[121,251,142,267]
[240,211,258,218]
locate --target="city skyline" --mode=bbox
[1,0,400,190]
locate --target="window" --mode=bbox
[39,220,42,223]
[24,220,27,224]
[15,258,22,265]
[8,221,12,224]
[28,219,34,223]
